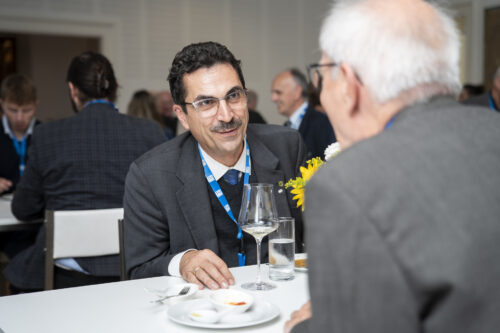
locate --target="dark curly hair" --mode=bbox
[167,41,245,112]
[66,51,118,104]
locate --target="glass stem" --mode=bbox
[256,238,262,285]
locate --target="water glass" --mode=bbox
[268,217,295,281]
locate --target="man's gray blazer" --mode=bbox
[295,97,500,332]
[124,124,306,278]
[4,103,166,290]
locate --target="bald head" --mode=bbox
[271,70,307,118]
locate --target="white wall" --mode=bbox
[0,0,498,123]
[0,0,332,124]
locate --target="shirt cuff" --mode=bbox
[168,249,196,277]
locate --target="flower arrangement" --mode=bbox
[283,142,341,211]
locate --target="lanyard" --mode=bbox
[291,108,306,130]
[385,116,396,130]
[83,99,119,111]
[488,94,498,111]
[11,137,28,176]
[198,140,251,266]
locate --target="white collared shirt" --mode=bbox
[2,115,36,140]
[287,102,308,130]
[167,141,250,277]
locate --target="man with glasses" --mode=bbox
[123,42,306,290]
[286,0,500,332]
[271,68,335,159]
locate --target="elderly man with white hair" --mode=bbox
[285,0,500,332]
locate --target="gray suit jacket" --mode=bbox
[295,97,500,332]
[124,124,306,278]
[4,103,166,290]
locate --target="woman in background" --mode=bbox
[127,90,172,138]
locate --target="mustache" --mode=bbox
[210,118,242,132]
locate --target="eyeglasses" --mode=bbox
[306,63,338,95]
[183,88,248,118]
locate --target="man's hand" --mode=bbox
[179,249,235,290]
[284,301,312,333]
[0,177,12,194]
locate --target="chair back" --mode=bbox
[45,208,124,290]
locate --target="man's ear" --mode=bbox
[68,82,79,102]
[494,76,500,90]
[174,104,190,130]
[338,63,362,118]
[293,84,303,101]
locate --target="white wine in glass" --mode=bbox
[238,183,278,291]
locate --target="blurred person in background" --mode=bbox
[127,89,168,137]
[271,68,335,159]
[246,89,267,124]
[457,84,484,102]
[0,74,40,194]
[4,51,166,293]
[462,66,500,112]
[0,74,41,261]
[155,90,177,139]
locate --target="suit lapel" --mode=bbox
[175,137,219,253]
[247,130,292,217]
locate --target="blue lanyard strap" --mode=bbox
[198,140,251,266]
[83,99,119,111]
[488,93,498,111]
[291,108,306,130]
[11,137,28,176]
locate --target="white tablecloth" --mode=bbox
[0,195,42,232]
[0,264,309,332]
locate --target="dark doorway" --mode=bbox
[484,6,500,90]
[0,33,99,122]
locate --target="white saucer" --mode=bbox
[167,298,280,329]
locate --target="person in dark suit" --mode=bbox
[4,52,166,292]
[462,66,499,112]
[285,0,500,332]
[123,42,306,290]
[0,74,41,260]
[271,68,335,159]
[0,74,40,195]
[155,90,178,139]
[246,89,267,124]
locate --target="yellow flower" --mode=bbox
[284,157,325,211]
[290,188,304,210]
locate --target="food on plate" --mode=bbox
[295,258,307,268]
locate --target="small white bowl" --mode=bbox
[209,289,254,314]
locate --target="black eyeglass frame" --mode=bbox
[307,62,364,95]
[306,63,338,95]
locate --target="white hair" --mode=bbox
[319,0,461,104]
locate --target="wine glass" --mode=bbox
[238,183,279,290]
